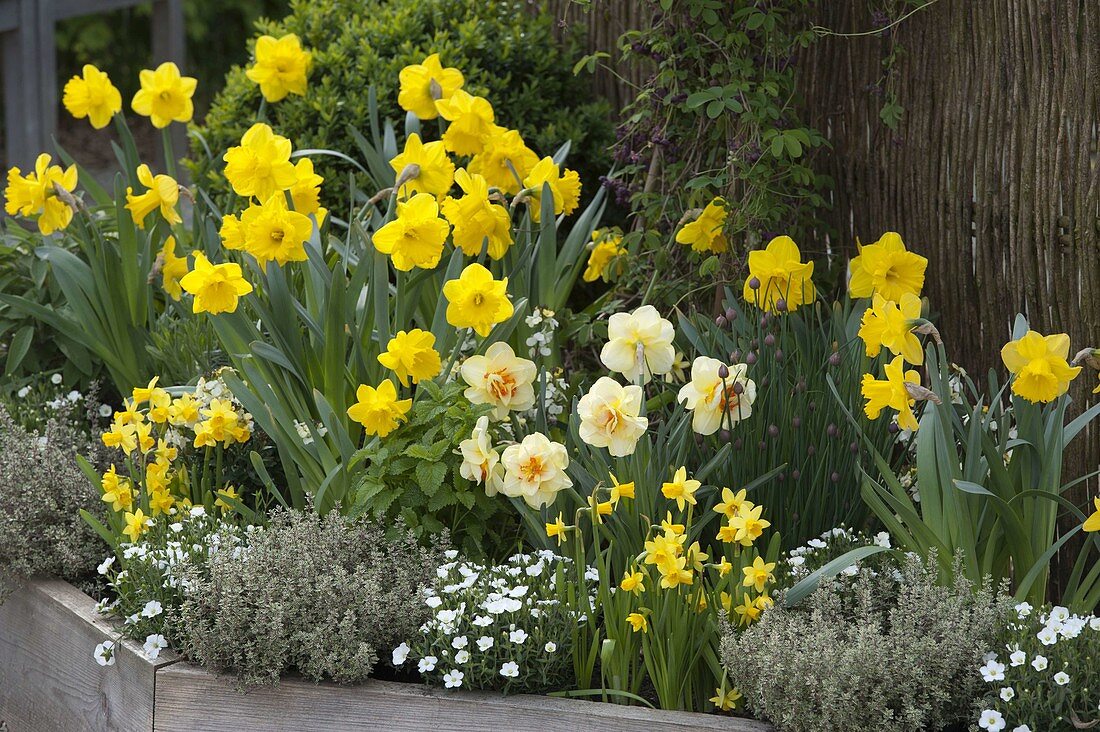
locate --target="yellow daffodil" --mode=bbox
[346,380,412,438]
[179,252,253,314]
[459,342,537,419]
[661,466,700,511]
[440,169,512,258]
[443,263,514,337]
[1000,330,1081,404]
[523,157,581,222]
[458,416,501,493]
[101,466,133,512]
[435,90,495,156]
[657,555,694,588]
[378,329,442,385]
[858,292,924,364]
[5,153,79,235]
[167,393,200,426]
[587,494,613,523]
[125,164,181,229]
[289,158,326,225]
[600,305,676,384]
[149,487,174,516]
[500,432,572,509]
[848,231,927,301]
[220,213,245,250]
[101,422,138,454]
[131,376,161,405]
[583,228,626,282]
[660,511,685,536]
[122,508,150,543]
[677,356,756,435]
[468,126,539,194]
[644,530,686,571]
[609,473,635,503]
[626,612,648,633]
[742,556,777,592]
[246,33,311,102]
[715,557,733,576]
[222,122,296,201]
[620,570,645,594]
[390,133,455,199]
[398,54,464,120]
[742,235,815,313]
[159,237,188,301]
[861,355,922,431]
[1084,497,1100,532]
[727,504,771,546]
[372,192,451,271]
[131,62,196,128]
[710,687,743,711]
[676,198,729,254]
[733,595,762,626]
[239,193,314,270]
[577,376,648,457]
[714,487,751,520]
[545,512,568,545]
[215,485,240,513]
[62,64,121,129]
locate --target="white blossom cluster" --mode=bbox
[524,307,559,359]
[783,526,891,580]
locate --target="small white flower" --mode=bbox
[443,670,464,688]
[476,636,494,652]
[67,390,81,402]
[509,629,528,645]
[840,565,859,577]
[143,634,167,660]
[1009,650,1026,667]
[452,636,468,650]
[1053,671,1070,686]
[140,600,163,618]
[417,656,438,673]
[51,373,63,385]
[444,549,459,560]
[544,641,557,653]
[999,687,1014,701]
[97,556,115,575]
[392,643,410,666]
[93,640,116,666]
[1014,602,1032,619]
[499,661,520,678]
[425,596,443,609]
[1031,654,1048,671]
[978,709,1006,731]
[436,609,458,624]
[189,506,206,517]
[1011,726,1031,732]
[16,386,31,398]
[873,531,891,548]
[1036,627,1058,646]
[1049,606,1070,623]
[788,555,806,568]
[473,615,493,627]
[1090,617,1100,631]
[807,538,827,549]
[98,403,113,418]
[455,650,470,664]
[979,660,1006,682]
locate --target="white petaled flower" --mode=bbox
[576,377,648,457]
[140,600,163,618]
[677,356,757,435]
[454,650,470,664]
[979,660,1006,682]
[143,634,167,660]
[978,709,1006,731]
[452,635,469,650]
[873,531,891,548]
[417,656,438,673]
[93,640,116,667]
[444,549,459,560]
[999,687,1014,701]
[499,432,572,508]
[477,636,494,652]
[1012,726,1031,732]
[1090,617,1100,632]
[97,556,115,575]
[544,641,557,653]
[67,390,82,402]
[1009,650,1026,667]
[1031,654,1048,671]
[1013,601,1032,619]
[17,386,30,398]
[392,642,411,666]
[189,506,206,517]
[1053,671,1070,686]
[460,342,537,419]
[499,661,520,678]
[600,305,675,384]
[98,403,113,418]
[1036,627,1058,646]
[807,539,827,549]
[425,596,443,609]
[1049,606,1070,623]
[458,416,502,495]
[51,373,63,385]
[442,670,464,689]
[436,609,458,624]
[508,629,528,644]
[473,615,493,627]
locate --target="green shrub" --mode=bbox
[169,508,445,687]
[722,552,1012,732]
[189,0,613,201]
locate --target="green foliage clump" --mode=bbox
[190,0,612,201]
[170,508,444,687]
[0,406,107,598]
[723,552,1012,732]
[349,380,520,559]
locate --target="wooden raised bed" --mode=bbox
[0,578,773,731]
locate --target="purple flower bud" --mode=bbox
[775,349,784,362]
[792,416,802,428]
[775,298,788,313]
[807,445,816,457]
[730,349,742,362]
[719,429,731,443]
[830,471,840,484]
[759,315,769,329]
[746,352,757,365]
[716,315,727,327]
[748,277,761,290]
[750,338,759,350]
[808,401,817,412]
[791,468,801,480]
[827,423,838,437]
[768,424,779,438]
[725,307,737,321]
[828,352,842,367]
[734,437,743,450]
[764,333,776,347]
[778,472,786,482]
[733,381,744,395]
[718,364,730,379]
[849,441,859,454]
[888,423,900,434]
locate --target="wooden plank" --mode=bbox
[0,577,178,732]
[155,663,773,732]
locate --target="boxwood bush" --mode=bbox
[189,0,613,201]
